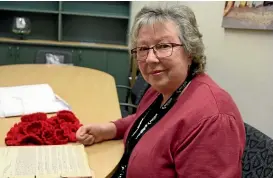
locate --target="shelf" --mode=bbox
[0,8,59,14]
[0,11,58,41]
[0,1,130,49]
[61,11,129,19]
[62,15,128,46]
[0,37,129,51]
[62,1,130,20]
[0,1,131,104]
[0,1,59,12]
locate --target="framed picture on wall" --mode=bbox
[222,1,273,30]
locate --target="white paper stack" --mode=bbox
[0,84,71,118]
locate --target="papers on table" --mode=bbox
[0,84,71,118]
[0,144,94,178]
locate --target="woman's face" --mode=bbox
[136,20,191,94]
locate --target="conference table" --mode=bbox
[0,64,124,178]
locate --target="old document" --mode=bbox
[0,144,93,178]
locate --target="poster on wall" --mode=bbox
[222,1,273,30]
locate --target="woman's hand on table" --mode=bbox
[76,122,117,146]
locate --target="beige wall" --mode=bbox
[130,1,273,137]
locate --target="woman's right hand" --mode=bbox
[76,123,117,146]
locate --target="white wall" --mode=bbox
[130,1,273,137]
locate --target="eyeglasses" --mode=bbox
[131,43,184,62]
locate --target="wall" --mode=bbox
[130,1,273,137]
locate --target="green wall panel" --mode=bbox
[107,50,130,85]
[107,50,130,103]
[0,44,15,65]
[15,45,38,64]
[76,48,108,72]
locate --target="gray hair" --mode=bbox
[129,4,206,74]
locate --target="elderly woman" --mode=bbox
[76,5,246,178]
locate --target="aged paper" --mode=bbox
[0,144,93,178]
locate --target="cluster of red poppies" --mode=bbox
[5,110,82,146]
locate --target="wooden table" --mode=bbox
[0,64,124,178]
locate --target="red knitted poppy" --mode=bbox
[5,110,82,146]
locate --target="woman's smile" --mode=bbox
[150,69,166,76]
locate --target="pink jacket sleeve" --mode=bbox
[174,114,245,178]
[112,114,136,139]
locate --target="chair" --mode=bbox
[242,123,273,178]
[35,49,73,64]
[117,73,150,117]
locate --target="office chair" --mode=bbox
[242,123,273,178]
[35,49,73,65]
[117,73,150,117]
